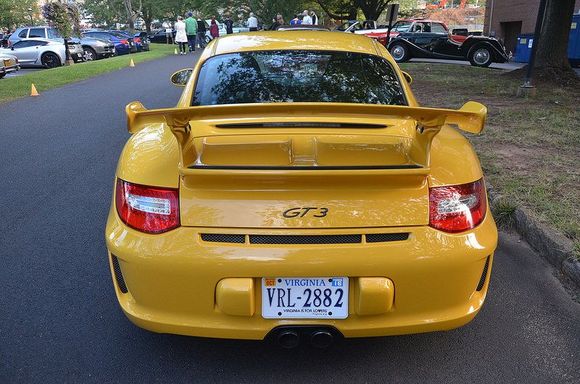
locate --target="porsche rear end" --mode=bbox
[105,101,498,341]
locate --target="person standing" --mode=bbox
[290,14,301,25]
[247,12,258,31]
[185,12,197,52]
[209,16,220,39]
[310,10,318,25]
[270,14,284,30]
[174,16,187,55]
[302,10,312,25]
[223,14,234,35]
[196,18,206,49]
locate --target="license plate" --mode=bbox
[262,277,348,319]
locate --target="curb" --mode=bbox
[488,185,580,287]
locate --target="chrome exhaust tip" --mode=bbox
[310,330,334,348]
[277,330,300,349]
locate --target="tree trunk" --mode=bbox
[356,0,392,21]
[535,0,575,69]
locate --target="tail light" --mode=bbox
[134,37,141,43]
[116,179,179,234]
[121,39,128,45]
[429,179,487,233]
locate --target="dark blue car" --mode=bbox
[82,30,135,55]
[108,30,142,52]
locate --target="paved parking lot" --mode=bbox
[0,54,579,383]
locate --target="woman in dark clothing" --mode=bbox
[224,15,234,34]
[196,18,206,48]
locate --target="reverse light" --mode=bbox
[116,179,179,233]
[429,179,487,233]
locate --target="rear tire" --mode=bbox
[468,45,493,67]
[41,52,61,68]
[389,43,410,63]
[84,47,97,61]
[0,72,6,79]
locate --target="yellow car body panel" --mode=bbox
[106,31,498,340]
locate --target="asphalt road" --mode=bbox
[1,53,579,384]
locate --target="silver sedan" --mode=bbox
[0,39,66,68]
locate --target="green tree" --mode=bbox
[42,1,80,65]
[83,0,125,28]
[0,0,38,30]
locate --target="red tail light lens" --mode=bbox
[429,179,487,233]
[116,179,179,234]
[134,37,141,43]
[121,39,128,45]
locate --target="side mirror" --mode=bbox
[170,68,193,87]
[401,71,413,85]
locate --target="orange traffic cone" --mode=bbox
[174,48,178,55]
[129,59,135,67]
[30,83,39,97]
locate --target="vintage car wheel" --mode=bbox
[469,46,493,67]
[41,52,61,68]
[390,43,410,62]
[84,47,97,61]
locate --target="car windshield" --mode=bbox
[335,22,355,31]
[392,21,413,32]
[192,50,406,106]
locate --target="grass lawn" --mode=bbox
[400,63,580,257]
[0,43,175,104]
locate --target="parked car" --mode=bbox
[108,30,140,52]
[148,29,175,44]
[82,30,133,55]
[0,53,19,78]
[0,39,65,68]
[387,19,509,67]
[335,20,392,45]
[8,26,63,46]
[105,32,498,345]
[79,37,116,60]
[232,23,249,33]
[389,19,472,43]
[7,26,88,63]
[133,32,151,51]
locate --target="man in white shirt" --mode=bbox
[302,10,312,25]
[247,12,258,31]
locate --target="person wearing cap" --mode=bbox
[185,12,197,52]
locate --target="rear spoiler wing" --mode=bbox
[126,101,486,176]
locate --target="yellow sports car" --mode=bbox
[105,31,498,347]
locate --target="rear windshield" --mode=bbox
[192,50,406,106]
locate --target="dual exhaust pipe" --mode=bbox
[272,326,340,348]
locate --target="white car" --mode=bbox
[0,53,19,78]
[0,39,66,68]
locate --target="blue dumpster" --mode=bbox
[514,34,534,63]
[568,14,580,66]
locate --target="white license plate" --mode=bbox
[262,277,348,319]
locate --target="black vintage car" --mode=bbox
[387,20,509,67]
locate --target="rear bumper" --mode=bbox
[105,208,497,340]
